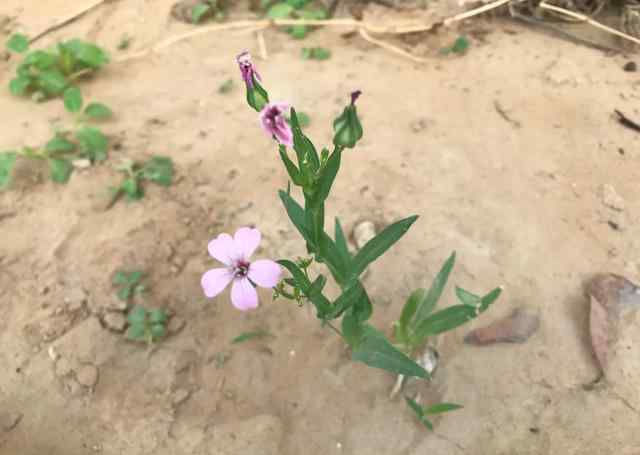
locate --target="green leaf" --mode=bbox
[140,156,173,186]
[23,50,56,70]
[267,2,294,18]
[334,217,351,263]
[413,252,455,326]
[301,48,312,60]
[37,69,68,95]
[451,36,470,54]
[350,215,418,281]
[278,259,331,316]
[126,324,146,341]
[279,191,314,245]
[6,33,29,53]
[341,309,364,347]
[64,39,109,68]
[218,79,234,94]
[113,271,128,285]
[288,25,307,39]
[455,286,480,306]
[302,47,331,60]
[84,102,113,119]
[149,309,168,324]
[423,403,463,415]
[296,111,311,127]
[328,281,365,319]
[127,271,143,284]
[479,286,502,311]
[231,330,271,344]
[297,7,327,19]
[45,135,75,153]
[290,108,320,171]
[192,3,212,22]
[76,127,108,161]
[405,397,434,430]
[49,158,73,183]
[150,323,167,340]
[117,287,131,301]
[63,86,83,113]
[279,145,303,186]
[352,325,428,378]
[121,177,143,200]
[286,0,308,7]
[310,148,341,207]
[127,306,147,325]
[0,152,17,189]
[9,76,32,96]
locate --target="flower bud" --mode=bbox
[332,91,363,148]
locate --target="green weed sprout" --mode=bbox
[264,0,327,39]
[0,88,112,188]
[6,33,109,102]
[126,306,168,345]
[108,156,174,206]
[113,270,146,302]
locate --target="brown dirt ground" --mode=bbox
[2,1,640,454]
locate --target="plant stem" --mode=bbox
[323,320,343,338]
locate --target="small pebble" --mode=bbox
[601,183,625,212]
[76,364,99,388]
[102,312,127,332]
[624,61,637,72]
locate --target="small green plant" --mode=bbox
[113,270,146,301]
[126,306,168,344]
[110,156,174,204]
[6,33,109,101]
[301,47,331,60]
[0,87,112,189]
[218,78,234,94]
[191,0,227,23]
[231,330,272,344]
[405,397,463,430]
[117,34,132,51]
[264,0,327,39]
[441,36,470,55]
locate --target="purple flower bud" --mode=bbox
[259,102,293,147]
[350,90,362,105]
[236,51,261,90]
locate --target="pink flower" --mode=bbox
[237,51,260,90]
[201,227,282,311]
[259,102,293,147]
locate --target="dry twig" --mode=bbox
[30,0,109,43]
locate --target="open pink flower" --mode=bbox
[201,227,282,311]
[259,102,293,147]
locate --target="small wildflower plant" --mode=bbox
[201,52,502,429]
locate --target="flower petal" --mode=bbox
[231,277,259,311]
[248,259,282,288]
[234,227,261,260]
[201,268,233,298]
[208,233,238,266]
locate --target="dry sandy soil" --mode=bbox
[2,0,640,454]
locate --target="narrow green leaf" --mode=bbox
[480,287,502,311]
[113,271,128,285]
[231,330,271,344]
[63,86,83,113]
[49,158,73,183]
[341,309,364,347]
[267,3,294,18]
[328,281,364,319]
[76,127,108,161]
[140,156,173,186]
[192,3,211,23]
[290,108,320,171]
[397,288,426,343]
[352,325,428,378]
[127,306,147,325]
[350,215,418,281]
[423,403,463,415]
[278,145,303,186]
[9,76,31,96]
[334,217,351,263]
[0,152,17,189]
[405,397,434,430]
[279,191,314,246]
[413,252,455,327]
[6,33,29,53]
[84,102,113,119]
[122,177,143,200]
[310,148,341,207]
[413,306,477,340]
[455,286,480,306]
[278,259,331,316]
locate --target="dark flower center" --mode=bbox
[234,260,250,278]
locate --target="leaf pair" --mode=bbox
[63,86,113,119]
[112,156,174,203]
[113,270,145,301]
[126,306,168,343]
[405,397,463,430]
